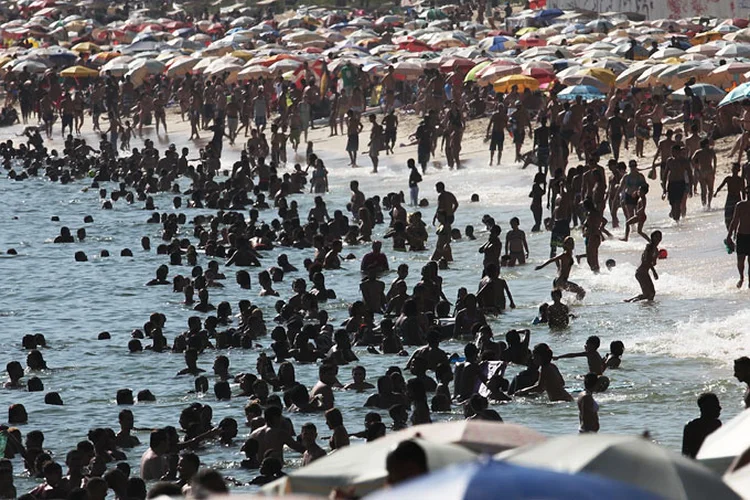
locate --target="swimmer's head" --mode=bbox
[605,259,616,270]
[610,340,624,356]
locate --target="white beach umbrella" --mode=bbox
[498,434,740,500]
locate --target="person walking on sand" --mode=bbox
[368,114,383,173]
[346,110,363,167]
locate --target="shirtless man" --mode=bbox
[515,343,574,402]
[550,184,572,258]
[346,110,363,167]
[662,144,693,221]
[434,182,458,225]
[59,93,75,137]
[368,114,383,173]
[249,406,304,462]
[652,129,676,182]
[714,162,746,229]
[536,236,585,300]
[692,138,717,209]
[380,66,397,113]
[727,190,750,288]
[486,103,507,166]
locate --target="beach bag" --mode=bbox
[596,141,611,156]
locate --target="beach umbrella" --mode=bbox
[515,27,538,36]
[392,59,424,81]
[237,64,272,80]
[368,460,662,500]
[650,47,685,59]
[522,66,555,84]
[686,43,724,56]
[476,62,521,86]
[493,74,539,93]
[614,61,654,88]
[577,67,616,86]
[11,59,47,73]
[518,32,546,47]
[560,75,609,92]
[534,8,564,20]
[439,57,476,73]
[657,63,714,88]
[375,15,404,27]
[463,60,491,83]
[586,19,614,32]
[556,84,605,101]
[71,41,99,53]
[697,408,750,473]
[705,62,750,87]
[477,36,516,52]
[229,16,254,28]
[590,59,628,74]
[386,421,546,455]
[165,55,198,76]
[269,58,302,73]
[693,31,724,45]
[670,83,726,102]
[634,62,671,87]
[190,56,217,74]
[716,44,750,58]
[498,434,741,500]
[419,8,447,20]
[262,438,476,497]
[718,82,750,106]
[59,65,99,78]
[609,43,649,60]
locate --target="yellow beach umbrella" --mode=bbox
[60,65,99,78]
[493,74,539,93]
[692,31,723,45]
[231,50,254,61]
[71,41,99,53]
[515,27,538,36]
[577,67,616,87]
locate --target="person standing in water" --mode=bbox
[578,373,600,433]
[714,162,745,230]
[728,191,750,288]
[626,230,662,302]
[536,236,585,300]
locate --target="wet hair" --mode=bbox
[610,341,624,356]
[583,373,599,391]
[385,440,427,475]
[586,336,601,349]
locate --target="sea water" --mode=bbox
[0,121,745,493]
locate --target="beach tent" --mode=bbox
[262,438,476,497]
[368,460,662,500]
[497,434,740,500]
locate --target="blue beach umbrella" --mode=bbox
[535,8,564,19]
[367,460,663,500]
[557,84,606,101]
[719,81,750,107]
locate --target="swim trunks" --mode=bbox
[346,134,359,153]
[667,180,686,206]
[737,233,750,256]
[489,130,504,151]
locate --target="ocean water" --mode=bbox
[0,118,746,494]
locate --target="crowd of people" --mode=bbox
[2,0,750,498]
